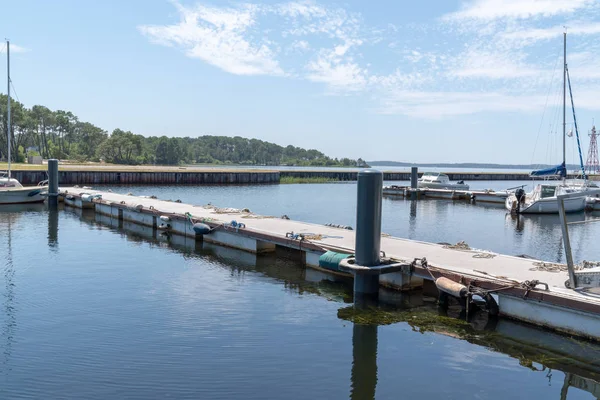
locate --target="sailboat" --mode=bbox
[505,32,587,214]
[0,40,45,204]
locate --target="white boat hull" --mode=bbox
[505,194,586,214]
[0,186,46,205]
[417,182,470,190]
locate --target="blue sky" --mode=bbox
[2,0,600,164]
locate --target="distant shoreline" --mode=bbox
[367,161,581,170]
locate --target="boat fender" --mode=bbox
[435,277,467,298]
[160,215,170,222]
[479,292,499,316]
[193,223,212,235]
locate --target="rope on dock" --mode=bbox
[241,214,275,219]
[442,241,496,259]
[529,260,600,273]
[443,241,471,250]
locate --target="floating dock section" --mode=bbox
[383,186,509,204]
[13,169,280,185]
[59,186,600,341]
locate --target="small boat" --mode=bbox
[506,183,587,214]
[0,174,45,204]
[417,172,469,190]
[0,40,46,205]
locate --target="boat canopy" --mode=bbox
[530,162,566,178]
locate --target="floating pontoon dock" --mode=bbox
[58,185,600,341]
[383,186,509,204]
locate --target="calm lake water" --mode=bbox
[1,182,600,399]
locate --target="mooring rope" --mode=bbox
[442,241,496,259]
[529,260,600,273]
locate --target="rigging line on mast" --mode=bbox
[566,65,587,180]
[545,82,562,166]
[531,45,562,165]
[9,79,20,103]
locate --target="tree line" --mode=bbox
[0,94,364,167]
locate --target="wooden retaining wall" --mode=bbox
[13,170,281,185]
[12,169,597,185]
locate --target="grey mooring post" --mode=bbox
[410,167,418,200]
[354,169,383,295]
[48,159,59,208]
[410,167,418,189]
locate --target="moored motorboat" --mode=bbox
[417,172,469,190]
[0,174,46,204]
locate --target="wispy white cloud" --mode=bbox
[567,52,600,80]
[140,0,600,119]
[448,48,543,79]
[289,39,310,52]
[138,2,283,76]
[501,22,600,44]
[376,90,548,118]
[0,44,29,53]
[444,0,594,21]
[306,51,367,92]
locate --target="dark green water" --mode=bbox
[1,183,600,399]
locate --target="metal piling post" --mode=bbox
[410,167,418,199]
[354,169,383,296]
[48,159,59,208]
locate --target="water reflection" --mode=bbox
[14,206,600,399]
[505,212,592,263]
[408,200,417,239]
[338,299,600,399]
[350,324,378,400]
[48,207,59,249]
[0,204,46,374]
[1,213,16,373]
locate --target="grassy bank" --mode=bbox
[280,176,340,184]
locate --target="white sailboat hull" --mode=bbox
[505,194,586,214]
[0,186,46,205]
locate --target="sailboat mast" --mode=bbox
[6,40,10,179]
[563,32,566,172]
